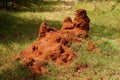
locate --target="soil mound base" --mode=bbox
[16,9,94,78]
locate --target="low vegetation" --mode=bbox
[0,1,120,80]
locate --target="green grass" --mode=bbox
[0,1,120,80]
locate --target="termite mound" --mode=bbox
[15,9,97,79]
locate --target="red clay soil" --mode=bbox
[87,41,100,54]
[15,9,96,79]
[74,62,89,72]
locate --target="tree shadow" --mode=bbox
[0,11,62,79]
[0,61,51,80]
[0,12,62,44]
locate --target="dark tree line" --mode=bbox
[0,0,19,9]
[0,0,44,9]
[0,0,8,9]
[0,0,120,10]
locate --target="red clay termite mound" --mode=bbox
[61,16,73,30]
[74,9,90,32]
[16,9,91,79]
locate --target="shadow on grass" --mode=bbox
[0,11,61,80]
[0,11,62,44]
[0,61,51,80]
[90,23,120,40]
[0,61,29,80]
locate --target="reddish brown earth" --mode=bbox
[15,9,98,79]
[74,62,89,72]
